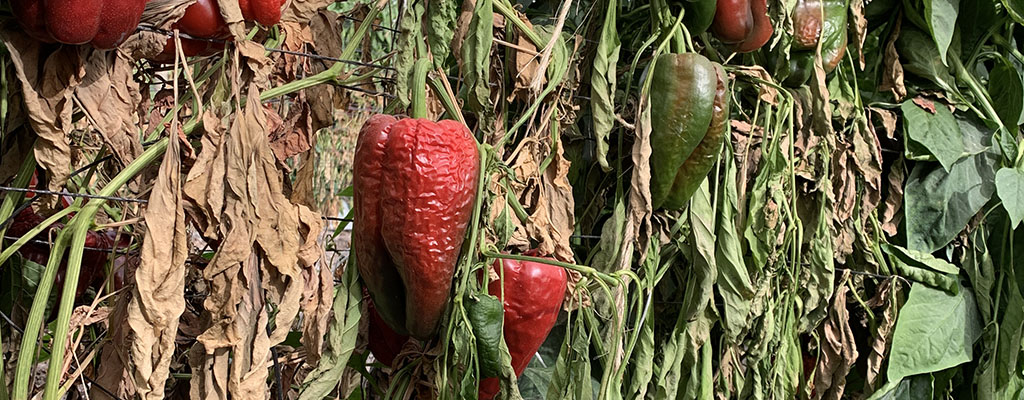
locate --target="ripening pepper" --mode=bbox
[10,0,149,49]
[783,0,848,86]
[151,0,287,62]
[479,254,567,399]
[711,0,773,52]
[353,115,480,339]
[649,53,730,210]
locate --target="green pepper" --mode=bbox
[649,53,730,210]
[468,294,505,378]
[819,0,849,72]
[670,0,717,35]
[784,51,816,87]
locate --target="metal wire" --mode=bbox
[0,187,148,203]
[2,236,138,254]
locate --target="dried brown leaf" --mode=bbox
[730,66,778,105]
[863,279,898,392]
[851,0,868,70]
[1,31,83,194]
[813,272,859,400]
[879,21,907,100]
[880,157,905,236]
[912,96,937,114]
[283,0,332,23]
[870,107,899,140]
[77,50,144,165]
[127,109,188,399]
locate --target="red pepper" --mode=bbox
[151,0,287,62]
[479,254,567,399]
[364,289,408,367]
[711,0,774,52]
[10,0,149,49]
[353,116,480,339]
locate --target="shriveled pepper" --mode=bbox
[353,115,480,339]
[711,0,773,52]
[151,0,287,62]
[10,0,149,49]
[649,53,730,210]
[479,254,568,399]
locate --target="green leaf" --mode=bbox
[461,0,493,117]
[881,243,959,274]
[996,167,1024,228]
[896,26,959,94]
[393,2,425,109]
[426,0,459,69]
[1003,0,1024,24]
[989,56,1024,133]
[901,100,964,171]
[904,118,998,252]
[868,374,935,400]
[298,261,363,400]
[887,283,982,383]
[924,0,959,66]
[715,143,756,340]
[591,0,621,172]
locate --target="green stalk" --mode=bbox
[0,206,78,267]
[481,249,620,286]
[410,59,431,119]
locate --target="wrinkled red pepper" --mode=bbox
[353,115,480,339]
[711,0,774,52]
[152,0,287,62]
[479,254,567,399]
[10,0,149,49]
[364,290,408,367]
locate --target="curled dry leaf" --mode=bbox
[1,30,83,196]
[850,0,868,69]
[863,278,899,392]
[121,0,196,58]
[127,109,188,400]
[182,84,324,399]
[730,66,778,105]
[813,272,859,400]
[880,157,905,236]
[879,20,907,100]
[283,0,333,23]
[77,50,144,165]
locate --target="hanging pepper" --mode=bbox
[353,115,480,339]
[669,0,718,36]
[479,254,568,399]
[150,0,287,62]
[711,0,773,52]
[364,290,408,367]
[785,0,848,86]
[10,0,149,49]
[649,53,730,210]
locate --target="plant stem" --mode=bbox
[410,59,431,119]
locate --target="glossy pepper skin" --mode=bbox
[649,53,730,210]
[152,0,287,62]
[711,0,773,52]
[469,294,505,378]
[353,116,480,339]
[479,255,567,399]
[792,0,822,50]
[10,0,149,49]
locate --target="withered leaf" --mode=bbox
[813,272,859,400]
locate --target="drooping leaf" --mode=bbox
[901,100,964,171]
[924,0,959,66]
[591,0,621,172]
[896,26,958,94]
[989,56,1024,133]
[426,0,459,69]
[1002,0,1024,24]
[461,0,493,118]
[887,283,982,382]
[996,167,1024,228]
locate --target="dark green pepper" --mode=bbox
[649,53,730,210]
[784,51,816,87]
[671,0,717,35]
[468,294,505,378]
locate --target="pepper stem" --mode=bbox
[411,59,432,119]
